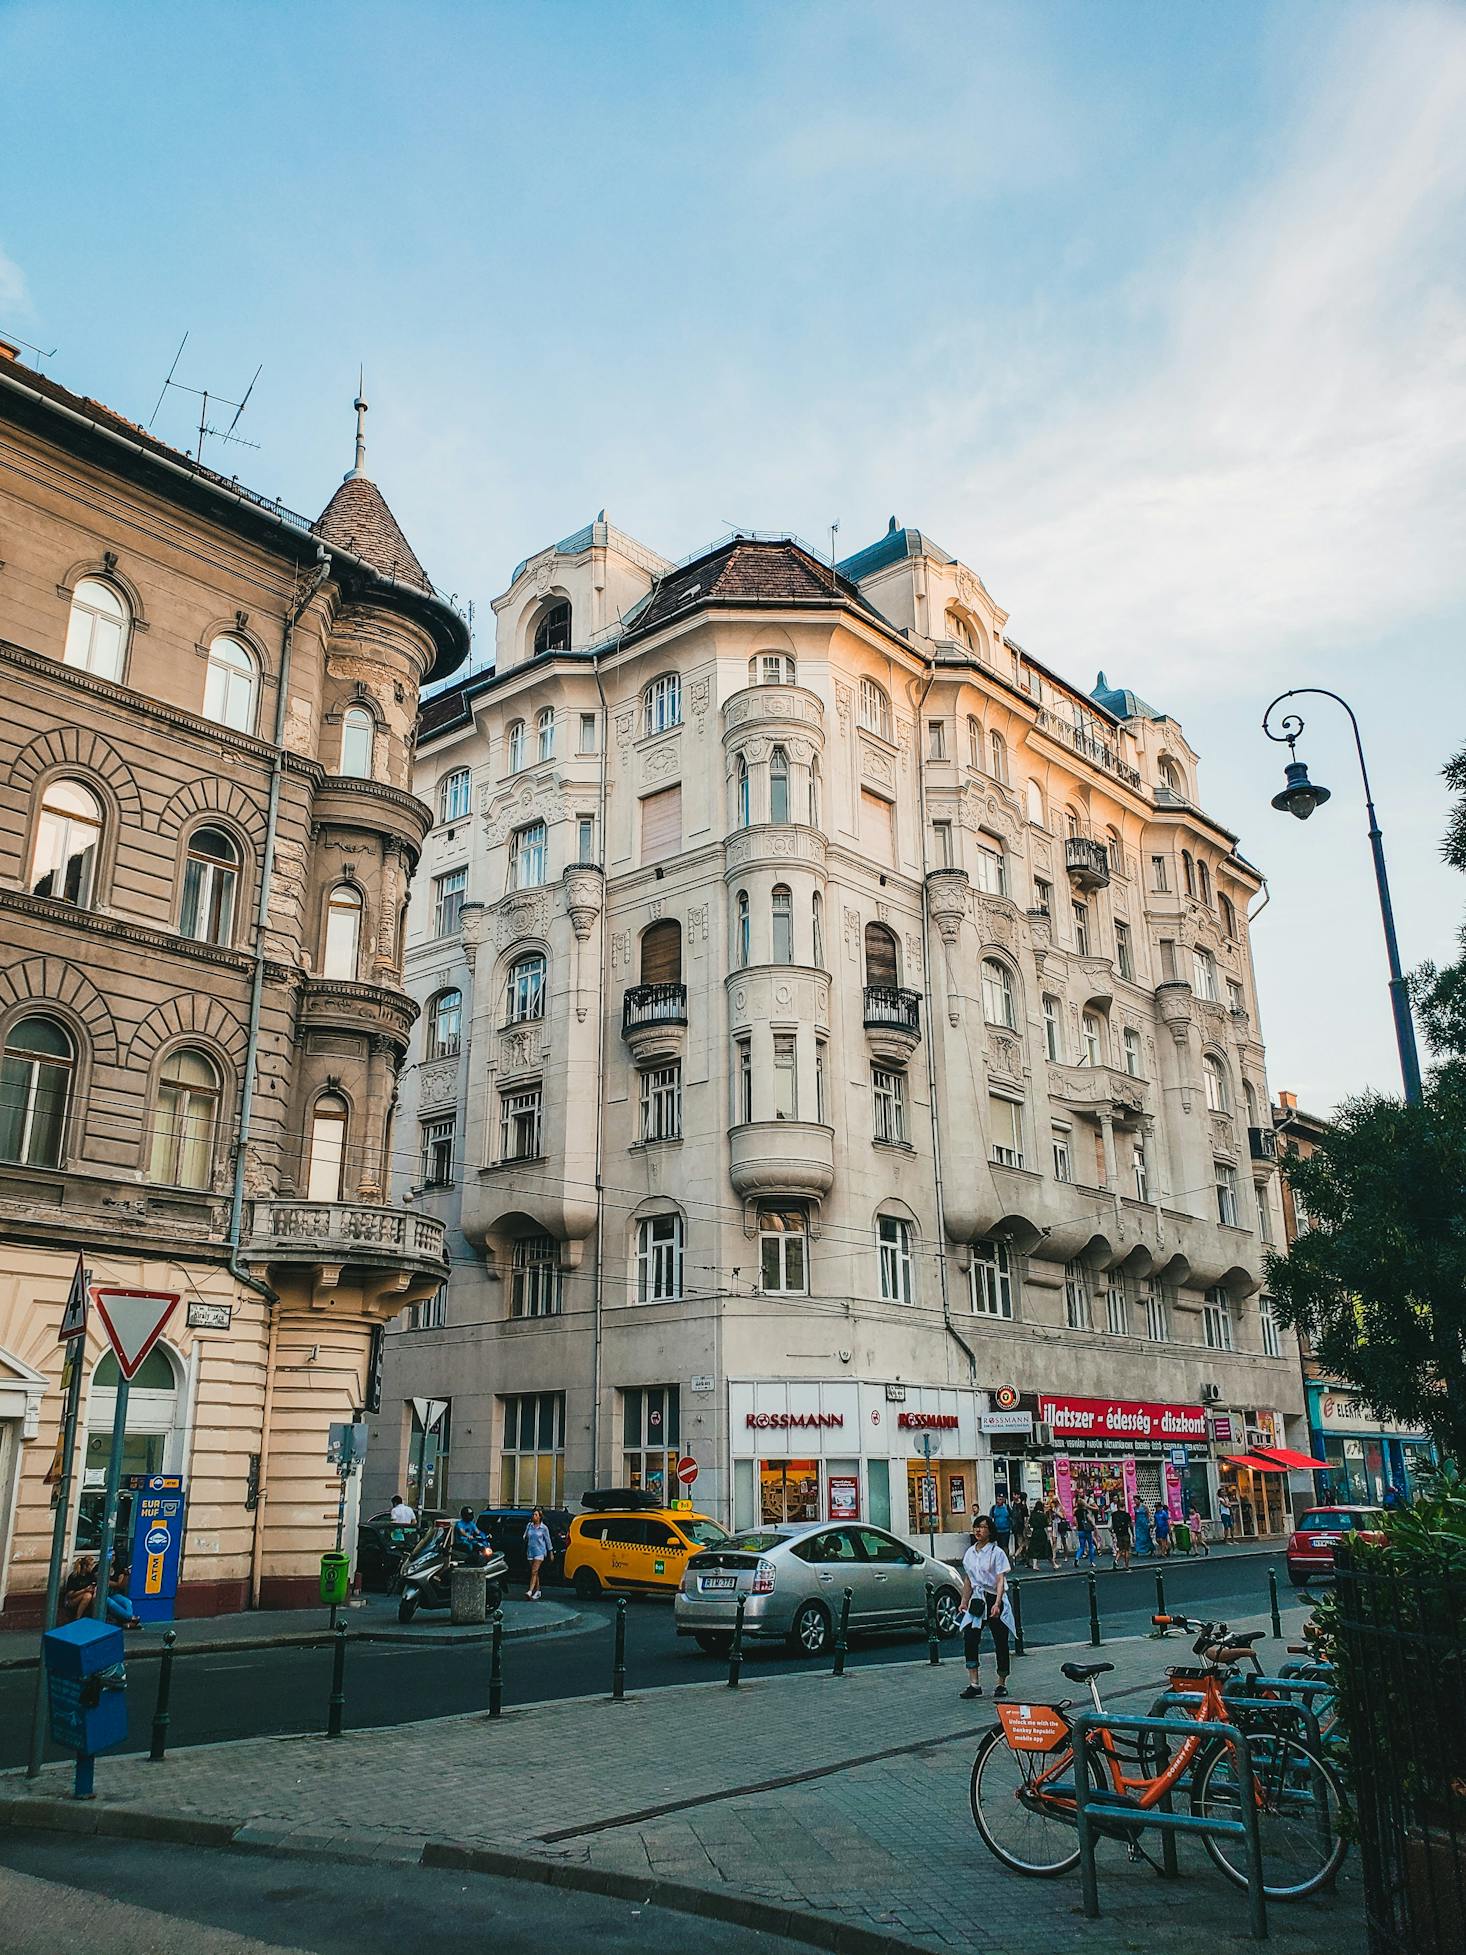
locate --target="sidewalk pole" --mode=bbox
[832,1586,852,1677]
[90,1375,131,1621]
[612,1595,627,1702]
[727,1596,745,1689]
[488,1608,503,1719]
[148,1630,176,1763]
[326,1622,346,1738]
[27,1311,87,1779]
[1088,1573,1102,1647]
[1268,1566,1282,1640]
[924,1581,940,1666]
[1010,1579,1024,1658]
[1151,1571,1168,1636]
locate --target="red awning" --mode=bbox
[1223,1453,1289,1473]
[1252,1445,1328,1472]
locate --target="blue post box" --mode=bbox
[43,1618,127,1796]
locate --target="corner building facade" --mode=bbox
[0,348,465,1616]
[373,519,1304,1549]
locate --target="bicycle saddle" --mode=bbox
[1061,1660,1115,1682]
[1230,1629,1265,1645]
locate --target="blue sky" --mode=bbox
[3,0,1463,1113]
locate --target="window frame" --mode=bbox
[179,825,240,946]
[511,1234,561,1317]
[438,768,472,824]
[428,988,463,1059]
[504,951,547,1025]
[339,705,375,779]
[63,576,129,681]
[508,820,548,890]
[306,1091,349,1201]
[857,676,892,742]
[643,673,682,736]
[323,881,364,979]
[1064,1260,1092,1332]
[30,777,105,909]
[420,1116,456,1188]
[970,1239,1013,1318]
[636,1212,684,1302]
[0,1014,76,1169]
[1215,1160,1240,1227]
[500,1082,544,1162]
[981,958,1016,1030]
[203,635,259,734]
[433,866,468,938]
[148,1045,222,1190]
[758,1205,808,1294]
[877,1214,914,1304]
[639,1062,682,1143]
[872,1065,906,1145]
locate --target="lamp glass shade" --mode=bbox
[1271,759,1331,821]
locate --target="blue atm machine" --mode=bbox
[43,1618,127,1797]
[124,1474,186,1622]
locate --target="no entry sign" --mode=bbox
[676,1455,698,1487]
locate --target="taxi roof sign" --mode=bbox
[90,1287,179,1381]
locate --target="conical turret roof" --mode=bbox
[314,473,433,595]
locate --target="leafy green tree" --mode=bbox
[1266,746,1466,1469]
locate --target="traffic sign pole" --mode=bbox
[91,1375,131,1622]
[27,1265,89,1779]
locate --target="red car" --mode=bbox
[1285,1505,1387,1586]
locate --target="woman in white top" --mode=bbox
[959,1515,1015,1701]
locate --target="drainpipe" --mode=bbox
[911,664,980,1387]
[588,660,611,1488]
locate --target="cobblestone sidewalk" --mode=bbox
[1,1601,1361,1955]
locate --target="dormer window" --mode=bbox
[752,653,795,686]
[534,602,571,655]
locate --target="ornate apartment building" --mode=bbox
[369,516,1305,1548]
[0,344,465,1616]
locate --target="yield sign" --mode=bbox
[59,1255,89,1341]
[90,1287,179,1382]
[411,1397,448,1432]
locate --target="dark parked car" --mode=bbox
[476,1506,574,1582]
[356,1509,447,1592]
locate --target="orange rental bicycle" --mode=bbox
[969,1625,1347,1899]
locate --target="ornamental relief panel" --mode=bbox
[723,687,824,732]
[723,827,827,870]
[418,1059,459,1109]
[497,1028,546,1077]
[834,681,852,731]
[858,735,896,789]
[686,905,709,943]
[641,740,681,783]
[688,675,712,733]
[494,892,552,946]
[1210,1113,1237,1157]
[483,776,565,846]
[986,1030,1023,1080]
[726,969,830,1033]
[974,894,1020,948]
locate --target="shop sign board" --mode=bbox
[744,1411,844,1430]
[896,1412,959,1431]
[991,1385,1020,1411]
[1311,1387,1425,1439]
[1210,1414,1235,1443]
[884,1384,907,1402]
[981,1411,1034,1434]
[1037,1395,1206,1445]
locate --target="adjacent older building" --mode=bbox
[370,514,1305,1550]
[0,345,465,1616]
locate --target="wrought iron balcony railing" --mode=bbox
[863,985,922,1038]
[622,982,688,1034]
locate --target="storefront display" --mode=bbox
[1307,1385,1436,1504]
[1033,1395,1209,1530]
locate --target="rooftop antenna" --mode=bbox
[0,326,59,368]
[828,518,840,590]
[148,332,262,463]
[344,369,369,481]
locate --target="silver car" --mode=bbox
[674,1520,964,1657]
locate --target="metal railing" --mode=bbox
[1064,835,1112,887]
[862,985,922,1037]
[1035,707,1143,789]
[1248,1126,1278,1162]
[622,982,688,1032]
[250,1201,448,1262]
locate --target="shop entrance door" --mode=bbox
[760,1458,819,1525]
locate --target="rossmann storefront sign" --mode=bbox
[1038,1395,1208,1446]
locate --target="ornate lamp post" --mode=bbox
[1263,688,1422,1104]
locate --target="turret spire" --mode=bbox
[345,369,369,482]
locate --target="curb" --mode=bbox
[0,1607,584,1672]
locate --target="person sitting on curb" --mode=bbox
[958,1516,1014,1702]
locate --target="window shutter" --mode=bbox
[863,923,898,987]
[640,785,682,864]
[640,919,682,985]
[859,787,895,866]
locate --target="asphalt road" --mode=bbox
[0,1829,803,1955]
[0,1549,1290,1768]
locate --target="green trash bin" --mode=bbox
[1172,1523,1192,1556]
[320,1551,351,1606]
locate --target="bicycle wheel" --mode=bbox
[969,1726,1100,1877]
[1192,1733,1348,1899]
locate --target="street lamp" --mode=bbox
[1262,688,1422,1104]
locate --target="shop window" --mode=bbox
[970,1239,1013,1318]
[622,1385,679,1501]
[758,1205,807,1294]
[760,1459,820,1526]
[500,1391,564,1504]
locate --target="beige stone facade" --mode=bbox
[372,519,1305,1547]
[0,348,465,1617]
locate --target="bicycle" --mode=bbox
[1143,1612,1338,1757]
[969,1630,1347,1899]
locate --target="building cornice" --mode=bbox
[0,887,259,974]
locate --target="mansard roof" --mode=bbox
[624,535,887,638]
[837,518,955,582]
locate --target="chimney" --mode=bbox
[0,337,20,363]
[1276,1090,1297,1110]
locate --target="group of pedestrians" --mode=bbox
[985,1488,1219,1575]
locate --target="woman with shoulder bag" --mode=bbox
[957,1516,1015,1701]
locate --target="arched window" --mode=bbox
[0,1015,74,1167]
[31,779,103,907]
[968,716,982,769]
[505,952,547,1024]
[179,826,240,945]
[505,721,526,773]
[1081,1012,1104,1067]
[340,707,374,778]
[771,885,794,963]
[636,1212,684,1302]
[1158,755,1183,795]
[306,1093,349,1201]
[989,729,1009,784]
[812,891,824,967]
[533,600,571,655]
[537,707,556,762]
[204,636,258,733]
[981,958,1016,1029]
[1197,859,1212,906]
[1203,1053,1230,1114]
[63,577,128,681]
[945,609,975,651]
[640,920,682,987]
[1244,1078,1260,1127]
[734,754,750,829]
[323,883,363,979]
[752,652,795,686]
[1065,808,1083,841]
[769,746,790,824]
[1026,779,1045,827]
[429,988,463,1057]
[1181,849,1196,898]
[439,768,472,824]
[1219,893,1236,937]
[858,677,891,741]
[644,673,681,735]
[864,922,899,988]
[149,1047,220,1188]
[808,755,821,828]
[734,890,751,969]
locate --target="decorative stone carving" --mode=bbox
[496,892,551,946]
[1210,1114,1236,1157]
[834,681,852,731]
[743,737,770,763]
[498,1028,538,1076]
[957,567,979,608]
[859,738,895,788]
[987,1031,1022,1079]
[459,900,489,953]
[974,894,1019,947]
[1027,908,1053,964]
[687,904,708,942]
[562,866,603,942]
[1155,980,1194,1047]
[876,901,891,924]
[483,776,564,847]
[843,907,860,958]
[418,1059,458,1109]
[611,930,631,970]
[905,933,921,972]
[926,869,970,945]
[642,742,680,782]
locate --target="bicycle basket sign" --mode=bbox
[996,1702,1070,1753]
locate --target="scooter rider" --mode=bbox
[453,1506,488,1558]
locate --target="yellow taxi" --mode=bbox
[565,1508,729,1598]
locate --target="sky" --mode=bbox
[2,0,1463,1114]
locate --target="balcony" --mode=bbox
[1034,706,1143,790]
[622,982,688,1063]
[1064,836,1111,891]
[863,984,922,1062]
[728,1120,836,1201]
[297,978,418,1053]
[1248,1126,1278,1163]
[246,1200,448,1312]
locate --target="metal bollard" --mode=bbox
[727,1596,745,1688]
[832,1586,852,1677]
[326,1622,347,1738]
[924,1581,940,1666]
[1151,1571,1169,1637]
[1088,1573,1102,1647]
[612,1595,627,1702]
[1010,1579,1024,1658]
[148,1630,177,1763]
[489,1607,503,1719]
[1268,1566,1282,1640]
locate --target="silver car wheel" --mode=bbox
[934,1587,961,1636]
[791,1600,830,1657]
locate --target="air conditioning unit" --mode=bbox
[1200,1383,1222,1404]
[1032,1423,1055,1447]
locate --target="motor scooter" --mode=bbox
[395,1519,508,1622]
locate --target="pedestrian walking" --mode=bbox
[1027,1500,1056,1572]
[524,1506,552,1600]
[388,1491,416,1525]
[1187,1505,1210,1556]
[1218,1494,1235,1544]
[1054,1507,1072,1564]
[1073,1500,1097,1568]
[1133,1499,1153,1557]
[989,1492,1012,1553]
[957,1517,1015,1701]
[1109,1503,1132,1570]
[1011,1492,1030,1565]
[1153,1501,1171,1557]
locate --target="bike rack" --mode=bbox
[1070,1710,1269,1940]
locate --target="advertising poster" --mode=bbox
[1121,1456,1138,1516]
[1054,1455,1075,1524]
[1164,1461,1184,1520]
[828,1474,860,1521]
[948,1474,967,1516]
